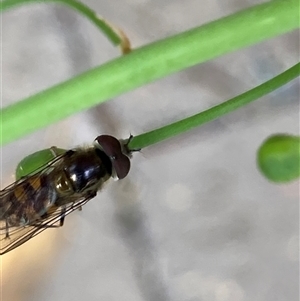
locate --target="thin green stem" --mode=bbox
[127,63,300,150]
[1,0,299,146]
[0,0,121,45]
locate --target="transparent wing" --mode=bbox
[0,150,74,255]
[0,196,92,255]
[0,150,72,222]
[0,151,69,197]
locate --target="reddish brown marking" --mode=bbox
[28,176,41,192]
[14,185,26,202]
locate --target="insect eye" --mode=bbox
[94,135,130,180]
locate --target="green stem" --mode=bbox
[127,63,300,150]
[0,0,121,44]
[1,0,299,146]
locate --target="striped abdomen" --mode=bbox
[0,174,58,227]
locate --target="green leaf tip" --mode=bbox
[257,134,300,183]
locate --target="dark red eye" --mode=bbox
[95,135,130,180]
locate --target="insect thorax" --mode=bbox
[53,148,113,197]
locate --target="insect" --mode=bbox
[0,135,132,255]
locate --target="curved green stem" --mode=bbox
[127,63,300,150]
[0,0,121,45]
[1,0,299,146]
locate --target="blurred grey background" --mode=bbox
[1,1,299,301]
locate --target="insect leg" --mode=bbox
[36,206,66,229]
[77,192,96,212]
[5,219,10,239]
[59,206,66,226]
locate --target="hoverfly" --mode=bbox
[0,135,132,255]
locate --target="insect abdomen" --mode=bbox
[0,174,58,227]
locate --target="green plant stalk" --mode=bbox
[127,63,300,150]
[1,0,299,146]
[0,0,121,45]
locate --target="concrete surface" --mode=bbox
[1,1,299,301]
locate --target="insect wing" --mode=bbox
[0,196,91,255]
[0,151,68,196]
[0,152,68,223]
[0,151,69,255]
